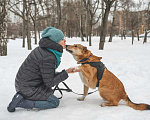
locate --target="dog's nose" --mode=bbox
[65,45,69,49]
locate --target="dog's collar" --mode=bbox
[79,55,91,62]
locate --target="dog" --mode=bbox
[66,44,150,110]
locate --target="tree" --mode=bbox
[25,0,32,50]
[109,0,118,42]
[74,0,85,41]
[136,0,143,41]
[56,0,62,28]
[30,0,38,45]
[143,1,150,44]
[8,0,32,50]
[128,2,138,45]
[99,0,115,50]
[83,0,101,46]
[0,0,8,56]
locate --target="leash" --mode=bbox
[53,82,98,99]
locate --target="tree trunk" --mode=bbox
[121,30,123,40]
[56,0,61,28]
[89,20,92,46]
[26,4,32,50]
[99,5,111,50]
[80,0,84,41]
[74,0,85,41]
[101,0,104,26]
[137,28,140,41]
[143,29,147,44]
[22,0,26,48]
[27,19,32,50]
[0,0,7,56]
[109,0,117,42]
[80,19,85,41]
[34,0,37,44]
[86,7,89,42]
[22,20,26,48]
[123,29,126,39]
[33,23,37,44]
[132,29,134,45]
[38,30,41,40]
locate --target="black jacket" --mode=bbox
[15,37,68,100]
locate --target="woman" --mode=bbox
[7,27,79,112]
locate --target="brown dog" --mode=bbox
[66,44,150,110]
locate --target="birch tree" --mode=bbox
[0,0,8,56]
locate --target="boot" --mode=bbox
[7,93,23,112]
[7,93,34,112]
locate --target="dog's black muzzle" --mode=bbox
[66,45,73,53]
[65,45,69,48]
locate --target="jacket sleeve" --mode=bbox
[39,55,68,89]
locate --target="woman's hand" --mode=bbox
[66,67,80,73]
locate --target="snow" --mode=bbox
[1,36,150,120]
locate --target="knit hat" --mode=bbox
[41,27,65,43]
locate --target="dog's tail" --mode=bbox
[124,96,150,110]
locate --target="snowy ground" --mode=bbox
[0,36,150,120]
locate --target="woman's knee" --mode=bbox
[54,98,60,108]
[47,94,60,108]
[34,95,59,109]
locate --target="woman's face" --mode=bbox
[58,38,66,49]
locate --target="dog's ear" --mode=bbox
[98,57,102,61]
[83,47,88,53]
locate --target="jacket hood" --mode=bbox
[39,37,63,53]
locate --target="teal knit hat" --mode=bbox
[41,27,65,43]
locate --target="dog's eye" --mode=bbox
[74,45,77,47]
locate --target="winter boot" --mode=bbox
[7,93,23,112]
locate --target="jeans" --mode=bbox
[34,94,60,109]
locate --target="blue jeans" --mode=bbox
[34,94,60,109]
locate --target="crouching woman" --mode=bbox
[7,27,79,112]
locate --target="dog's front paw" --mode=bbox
[72,66,80,71]
[103,98,107,101]
[77,96,85,101]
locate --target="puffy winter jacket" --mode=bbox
[15,37,68,100]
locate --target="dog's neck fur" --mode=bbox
[76,53,102,64]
